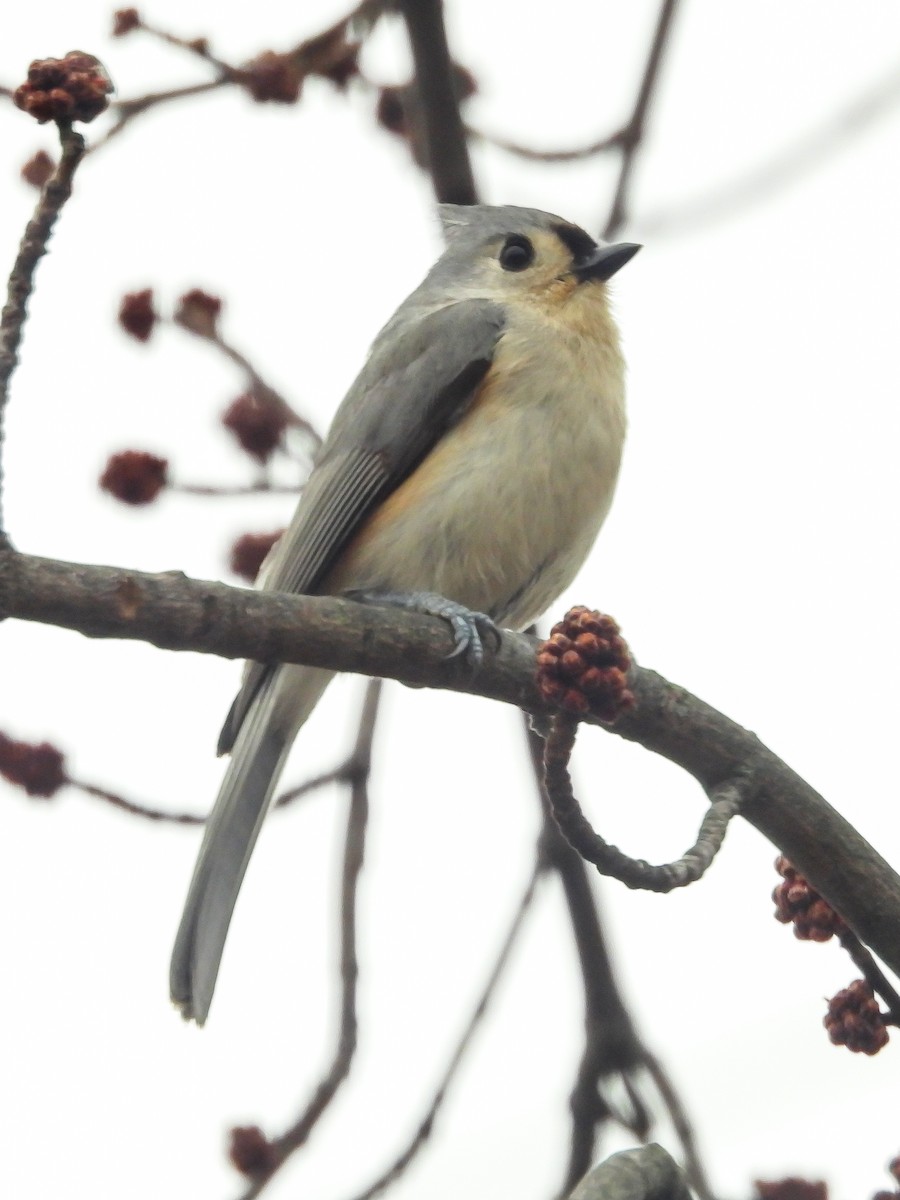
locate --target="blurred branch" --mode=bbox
[340,860,543,1200]
[4,551,900,1013]
[838,927,900,1024]
[235,680,381,1199]
[94,80,227,150]
[466,124,622,164]
[604,0,681,238]
[641,1054,712,1200]
[527,719,645,1189]
[91,0,385,153]
[398,0,478,204]
[462,0,680,229]
[0,122,86,540]
[75,780,204,824]
[461,0,682,230]
[169,293,322,455]
[643,57,900,237]
[526,720,713,1200]
[11,736,377,826]
[171,481,302,497]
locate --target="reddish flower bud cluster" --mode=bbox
[238,51,303,104]
[772,856,844,941]
[0,733,66,798]
[376,64,477,167]
[238,25,360,104]
[118,288,157,342]
[376,86,408,137]
[824,979,889,1055]
[228,1125,275,1178]
[222,393,287,463]
[755,1180,828,1200]
[14,52,113,125]
[376,64,476,140]
[112,8,141,36]
[175,288,222,338]
[876,1159,900,1200]
[297,25,360,89]
[536,606,634,721]
[20,149,56,189]
[101,451,168,505]
[230,530,283,582]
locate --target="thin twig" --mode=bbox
[603,0,681,238]
[67,760,349,825]
[525,718,647,1194]
[838,928,900,1025]
[135,17,235,75]
[236,680,381,1200]
[274,765,349,808]
[642,1054,715,1200]
[525,712,715,1199]
[92,80,228,153]
[203,326,321,452]
[0,122,86,539]
[341,860,543,1200]
[73,780,204,824]
[465,123,622,163]
[398,0,478,205]
[170,481,302,497]
[91,0,386,155]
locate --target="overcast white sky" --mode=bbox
[2,3,900,1199]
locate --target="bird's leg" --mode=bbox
[343,589,502,669]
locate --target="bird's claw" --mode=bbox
[345,589,501,672]
[441,606,502,668]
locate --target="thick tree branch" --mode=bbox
[2,546,899,980]
[398,0,478,204]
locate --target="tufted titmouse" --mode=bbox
[170,204,639,1023]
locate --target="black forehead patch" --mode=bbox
[552,223,597,263]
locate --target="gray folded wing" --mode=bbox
[218,298,505,754]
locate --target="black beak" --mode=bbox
[573,241,641,283]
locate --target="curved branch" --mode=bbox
[2,546,900,979]
[543,714,748,892]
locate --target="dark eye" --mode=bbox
[499,234,534,272]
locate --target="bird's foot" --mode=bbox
[345,589,502,670]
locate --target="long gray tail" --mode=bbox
[170,665,332,1024]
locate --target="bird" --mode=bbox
[170,203,640,1023]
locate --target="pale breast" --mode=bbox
[332,288,626,629]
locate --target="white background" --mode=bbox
[2,2,899,1198]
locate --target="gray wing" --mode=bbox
[218,298,505,754]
